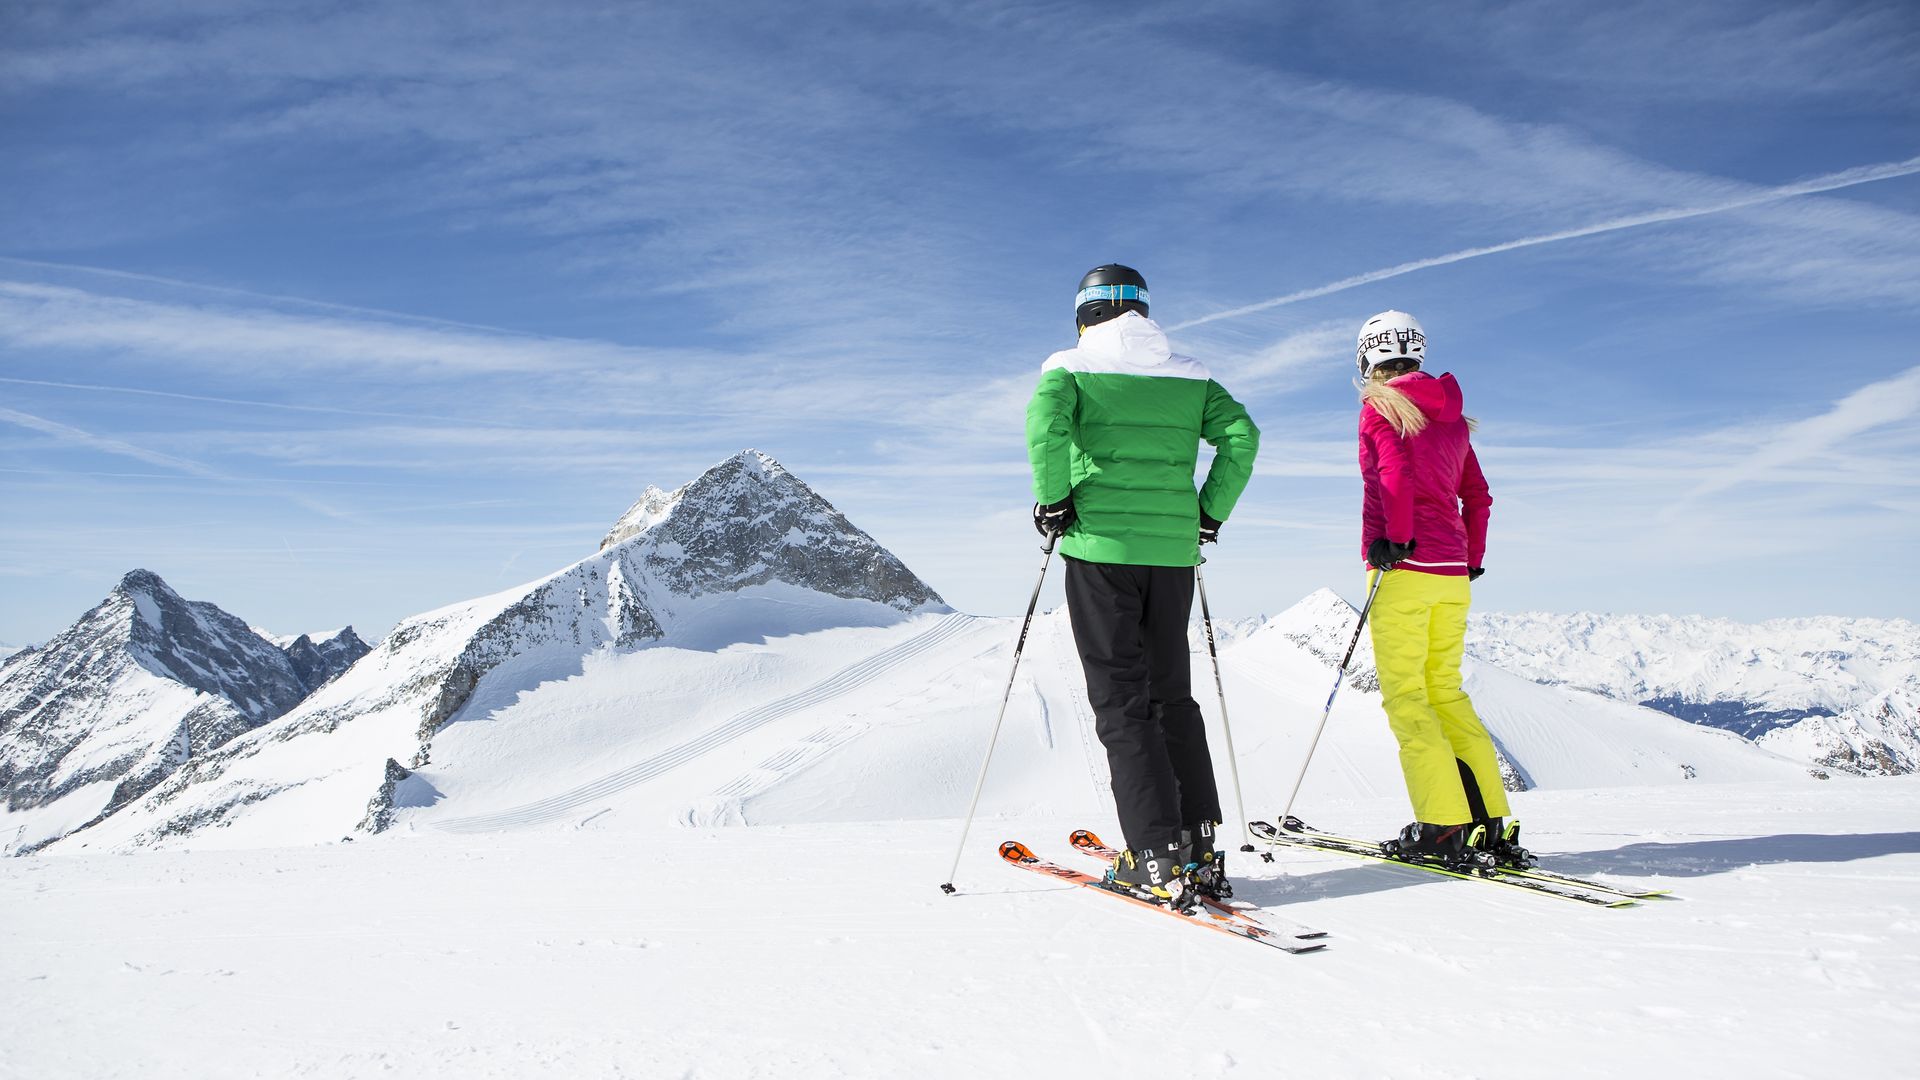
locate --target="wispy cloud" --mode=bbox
[1684,364,1920,501]
[0,406,230,480]
[0,405,350,519]
[0,376,523,428]
[0,281,682,376]
[1209,323,1354,396]
[1170,155,1920,330]
[0,255,539,337]
[9,1,1912,352]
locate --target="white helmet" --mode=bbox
[1356,310,1426,378]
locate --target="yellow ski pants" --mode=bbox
[1367,569,1510,826]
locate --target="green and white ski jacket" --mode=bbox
[1026,312,1260,567]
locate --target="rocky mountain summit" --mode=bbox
[0,570,317,853]
[602,449,942,610]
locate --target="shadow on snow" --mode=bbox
[1230,831,1920,905]
[1542,832,1920,878]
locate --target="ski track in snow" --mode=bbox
[692,720,872,825]
[433,613,975,832]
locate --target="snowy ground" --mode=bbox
[6,779,1916,1079]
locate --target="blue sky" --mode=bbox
[2,0,1917,645]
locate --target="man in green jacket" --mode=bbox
[1026,264,1260,908]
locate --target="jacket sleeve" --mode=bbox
[1361,406,1415,543]
[1025,367,1078,504]
[1460,444,1492,567]
[1198,380,1260,520]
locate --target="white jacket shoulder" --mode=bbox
[1041,348,1083,374]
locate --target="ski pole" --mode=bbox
[1275,568,1388,827]
[1194,560,1257,858]
[940,532,1058,894]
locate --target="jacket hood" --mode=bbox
[1080,311,1172,364]
[1044,311,1211,381]
[1387,371,1463,423]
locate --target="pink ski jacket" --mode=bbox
[1358,371,1490,576]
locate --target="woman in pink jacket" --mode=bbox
[1355,310,1530,867]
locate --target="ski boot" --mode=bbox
[1381,822,1493,868]
[1475,818,1537,868]
[1185,821,1232,901]
[1105,839,1197,911]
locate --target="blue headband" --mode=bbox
[1075,283,1149,309]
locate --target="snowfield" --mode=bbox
[8,598,1916,1078]
[4,781,1916,1079]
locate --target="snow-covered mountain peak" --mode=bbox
[602,449,788,551]
[1232,586,1377,690]
[604,450,943,611]
[1,570,316,854]
[101,570,309,725]
[1262,587,1366,656]
[114,568,171,625]
[1279,587,1358,625]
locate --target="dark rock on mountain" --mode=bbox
[281,628,373,693]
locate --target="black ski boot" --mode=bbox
[1476,818,1537,868]
[1106,839,1197,910]
[1187,821,1232,901]
[1382,822,1492,867]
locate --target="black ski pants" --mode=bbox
[1063,556,1222,854]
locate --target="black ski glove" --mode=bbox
[1198,511,1223,545]
[1366,537,1417,571]
[1032,498,1076,538]
[1468,567,1485,582]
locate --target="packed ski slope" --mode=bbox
[4,781,1915,1079]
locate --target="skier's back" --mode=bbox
[1026,264,1259,907]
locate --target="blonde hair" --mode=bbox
[1358,369,1477,438]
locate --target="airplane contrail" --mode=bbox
[1169,154,1920,331]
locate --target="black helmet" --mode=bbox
[1075,264,1149,329]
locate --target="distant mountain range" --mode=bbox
[2,448,1910,857]
[1466,612,1919,777]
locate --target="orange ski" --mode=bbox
[997,840,1326,954]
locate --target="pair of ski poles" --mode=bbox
[939,538,1390,893]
